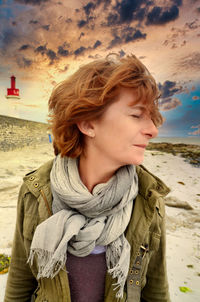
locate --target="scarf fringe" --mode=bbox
[108,263,125,299]
[28,249,66,279]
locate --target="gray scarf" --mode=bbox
[28,155,138,299]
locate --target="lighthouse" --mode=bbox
[6,75,20,99]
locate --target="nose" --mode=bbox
[142,118,158,139]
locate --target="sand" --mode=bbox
[0,143,200,302]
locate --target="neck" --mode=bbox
[78,152,119,193]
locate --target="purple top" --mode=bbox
[66,252,107,302]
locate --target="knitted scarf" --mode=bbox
[28,155,138,299]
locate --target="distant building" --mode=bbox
[6,75,20,99]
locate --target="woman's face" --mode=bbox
[88,87,158,167]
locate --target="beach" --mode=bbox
[0,142,200,302]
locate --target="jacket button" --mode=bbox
[34,183,39,188]
[148,191,152,197]
[129,279,133,285]
[130,269,133,274]
[29,176,35,181]
[156,185,161,191]
[135,270,139,274]
[136,280,140,286]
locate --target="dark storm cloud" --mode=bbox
[107,13,119,26]
[77,19,88,28]
[42,25,50,31]
[57,46,69,57]
[116,0,146,23]
[46,49,57,61]
[172,0,182,6]
[35,45,47,55]
[83,2,96,16]
[74,46,86,56]
[158,80,184,111]
[158,81,183,98]
[29,20,38,24]
[124,29,146,42]
[108,35,123,48]
[93,40,101,49]
[14,0,49,5]
[19,44,30,51]
[147,5,179,25]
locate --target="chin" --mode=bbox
[125,156,144,166]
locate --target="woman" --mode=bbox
[4,54,171,302]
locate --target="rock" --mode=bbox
[164,196,193,210]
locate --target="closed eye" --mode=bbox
[131,115,141,118]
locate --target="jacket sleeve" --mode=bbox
[141,200,171,302]
[4,184,38,302]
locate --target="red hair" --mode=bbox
[48,54,162,157]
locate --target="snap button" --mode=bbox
[156,185,161,191]
[29,176,35,181]
[130,269,133,274]
[34,183,39,188]
[129,279,133,285]
[136,280,140,286]
[148,191,152,197]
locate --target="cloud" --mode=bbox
[77,19,88,28]
[178,52,200,71]
[116,0,147,23]
[192,96,200,100]
[35,45,47,55]
[83,2,96,16]
[29,19,38,24]
[74,46,86,56]
[19,44,31,51]
[17,56,33,68]
[14,0,49,5]
[119,49,126,57]
[108,35,123,49]
[188,124,200,135]
[158,80,183,98]
[93,40,101,49]
[147,5,179,25]
[57,46,69,57]
[46,49,57,62]
[124,28,146,42]
[159,97,182,111]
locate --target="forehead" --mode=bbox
[115,87,150,109]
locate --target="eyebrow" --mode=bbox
[128,104,146,110]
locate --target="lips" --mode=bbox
[133,144,147,149]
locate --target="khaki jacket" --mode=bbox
[4,160,171,302]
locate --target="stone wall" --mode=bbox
[0,115,50,151]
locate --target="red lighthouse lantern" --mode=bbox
[6,75,20,99]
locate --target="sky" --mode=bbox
[0,0,200,137]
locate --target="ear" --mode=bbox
[76,121,95,138]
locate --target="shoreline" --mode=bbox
[147,142,200,166]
